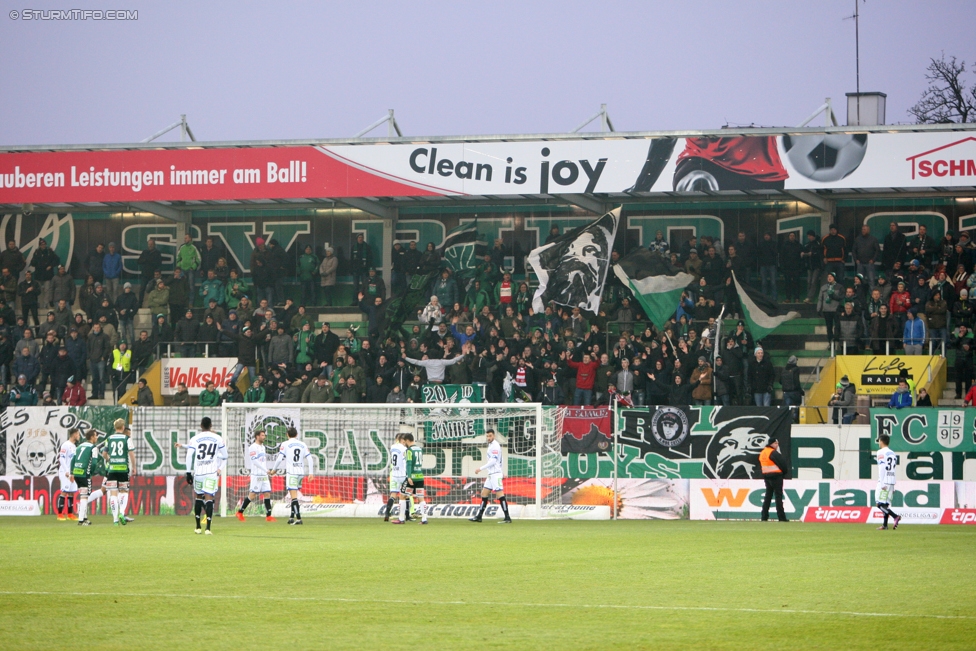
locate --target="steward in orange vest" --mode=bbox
[759,438,789,522]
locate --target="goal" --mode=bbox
[219,402,564,520]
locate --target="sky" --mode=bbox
[0,0,973,146]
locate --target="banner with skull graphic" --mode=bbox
[620,406,792,480]
[2,406,129,476]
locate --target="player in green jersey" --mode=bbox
[102,418,136,526]
[71,429,100,525]
[403,433,428,524]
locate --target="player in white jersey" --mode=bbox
[270,427,312,525]
[470,429,512,523]
[57,428,81,521]
[875,433,901,530]
[386,433,409,523]
[236,429,276,522]
[176,416,228,535]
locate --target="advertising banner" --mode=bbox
[0,500,40,516]
[2,406,129,476]
[689,479,953,521]
[871,408,976,452]
[618,406,793,479]
[561,478,689,520]
[131,407,223,475]
[939,508,976,525]
[560,407,612,454]
[160,357,237,395]
[832,355,936,395]
[3,131,976,204]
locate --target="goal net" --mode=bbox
[219,403,564,520]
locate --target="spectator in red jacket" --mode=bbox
[567,353,599,406]
[61,375,87,406]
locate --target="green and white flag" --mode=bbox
[612,248,695,330]
[732,271,799,340]
[439,221,485,274]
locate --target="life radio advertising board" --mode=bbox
[160,358,237,395]
[689,479,953,522]
[2,131,975,204]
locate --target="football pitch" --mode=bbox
[1,517,974,650]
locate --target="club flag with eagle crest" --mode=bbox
[731,270,799,340]
[528,207,620,313]
[612,248,695,330]
[439,221,485,276]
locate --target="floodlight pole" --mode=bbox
[141,114,197,143]
[571,104,615,133]
[355,109,403,138]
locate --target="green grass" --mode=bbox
[1,517,975,650]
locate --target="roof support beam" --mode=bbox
[784,190,835,217]
[129,202,191,224]
[556,194,608,215]
[338,198,397,221]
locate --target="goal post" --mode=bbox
[219,402,563,520]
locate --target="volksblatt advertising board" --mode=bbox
[3,131,976,204]
[689,479,953,522]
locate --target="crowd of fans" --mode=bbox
[1,218,966,409]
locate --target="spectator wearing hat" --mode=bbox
[18,270,40,326]
[146,279,170,318]
[114,282,138,345]
[37,310,59,340]
[690,356,713,405]
[817,271,842,346]
[61,374,86,406]
[36,331,59,394]
[51,264,75,307]
[759,437,789,522]
[245,378,266,403]
[903,308,926,355]
[221,320,270,385]
[828,375,857,424]
[317,247,338,306]
[888,279,912,334]
[222,379,243,403]
[137,238,163,304]
[925,290,949,348]
[748,347,775,407]
[821,224,846,284]
[133,378,155,406]
[102,242,122,301]
[250,237,274,307]
[10,373,37,406]
[853,223,880,287]
[302,373,334,403]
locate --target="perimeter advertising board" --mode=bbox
[689,479,952,523]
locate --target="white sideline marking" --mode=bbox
[0,591,972,621]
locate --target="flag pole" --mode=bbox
[713,305,726,367]
[612,393,619,521]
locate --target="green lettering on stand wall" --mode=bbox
[793,437,835,478]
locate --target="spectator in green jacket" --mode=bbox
[295,322,314,364]
[176,233,201,295]
[198,381,221,407]
[244,379,266,403]
[465,280,491,314]
[224,268,249,308]
[199,269,225,307]
[298,245,318,307]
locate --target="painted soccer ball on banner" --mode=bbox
[782,133,868,182]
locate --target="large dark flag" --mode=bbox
[528,207,620,313]
[612,248,695,330]
[439,221,485,275]
[731,271,799,340]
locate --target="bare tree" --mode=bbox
[909,54,976,124]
